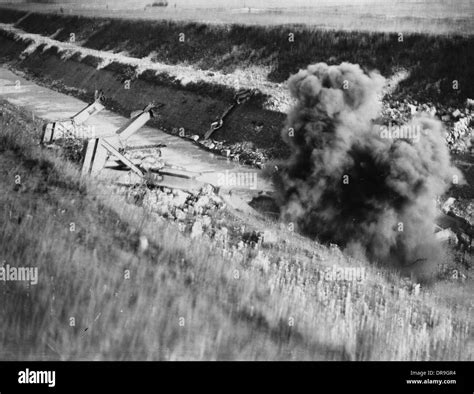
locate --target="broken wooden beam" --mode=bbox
[41,90,105,144]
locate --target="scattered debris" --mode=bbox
[442,197,456,214]
[41,89,105,144]
[124,148,165,172]
[434,227,458,244]
[204,88,256,140]
[180,129,269,168]
[450,199,474,228]
[381,98,473,154]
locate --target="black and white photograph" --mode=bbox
[0,0,472,391]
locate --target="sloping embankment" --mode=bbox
[2,8,473,102]
[0,10,289,158]
[0,8,473,160]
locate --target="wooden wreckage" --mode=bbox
[40,91,217,194]
[39,91,269,218]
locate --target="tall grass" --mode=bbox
[0,102,472,360]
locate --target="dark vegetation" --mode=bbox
[0,8,472,105]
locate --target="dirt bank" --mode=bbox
[0,12,289,160]
[2,7,473,105]
[0,9,472,167]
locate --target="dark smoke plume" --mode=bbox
[274,62,462,267]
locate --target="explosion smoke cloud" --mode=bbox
[274,62,462,267]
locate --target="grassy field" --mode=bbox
[0,101,472,360]
[1,0,472,34]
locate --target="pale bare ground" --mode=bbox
[1,0,473,35]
